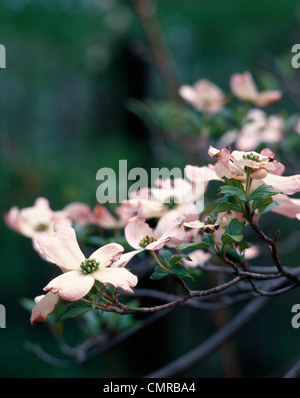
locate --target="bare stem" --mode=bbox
[248,215,300,285]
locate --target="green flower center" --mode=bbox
[139,235,157,248]
[80,258,100,274]
[35,223,49,232]
[242,152,261,162]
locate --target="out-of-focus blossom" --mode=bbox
[293,118,300,135]
[117,173,210,230]
[208,146,300,195]
[179,79,227,114]
[230,72,282,107]
[30,291,60,325]
[4,197,69,239]
[62,202,95,226]
[243,245,261,260]
[270,194,300,220]
[182,250,211,268]
[94,204,125,229]
[220,109,284,151]
[118,195,165,222]
[35,221,138,301]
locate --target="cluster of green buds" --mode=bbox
[34,223,49,232]
[139,235,157,248]
[80,258,100,274]
[242,152,262,162]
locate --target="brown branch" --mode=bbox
[248,215,300,285]
[102,276,242,315]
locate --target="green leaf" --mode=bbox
[150,266,169,280]
[56,320,64,337]
[169,263,194,280]
[59,302,91,321]
[258,201,279,216]
[223,177,245,192]
[225,218,246,236]
[90,292,102,310]
[224,245,242,262]
[247,184,279,202]
[222,233,243,246]
[219,185,246,202]
[239,241,252,252]
[176,233,215,252]
[158,250,172,268]
[170,254,191,266]
[222,218,245,247]
[215,200,245,214]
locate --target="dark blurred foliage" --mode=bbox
[1,0,300,378]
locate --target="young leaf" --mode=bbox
[150,266,169,280]
[56,320,64,337]
[176,233,215,252]
[59,302,91,321]
[225,218,246,236]
[222,233,243,246]
[158,250,172,268]
[247,184,279,202]
[215,200,245,214]
[170,263,194,280]
[176,240,212,251]
[219,185,246,202]
[170,254,191,266]
[223,177,245,191]
[221,218,245,247]
[223,245,242,262]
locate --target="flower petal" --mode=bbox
[30,291,60,325]
[90,243,124,268]
[36,221,85,272]
[254,90,282,107]
[111,250,142,268]
[262,173,300,195]
[93,267,138,293]
[44,271,94,301]
[125,216,156,250]
[94,204,120,229]
[230,72,258,102]
[271,194,300,218]
[63,202,96,225]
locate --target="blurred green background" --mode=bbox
[1,0,300,378]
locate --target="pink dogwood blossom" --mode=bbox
[94,204,126,229]
[125,215,188,251]
[179,79,227,114]
[34,222,138,301]
[208,146,300,195]
[4,197,69,238]
[219,109,284,151]
[122,214,193,267]
[62,202,95,226]
[230,72,282,107]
